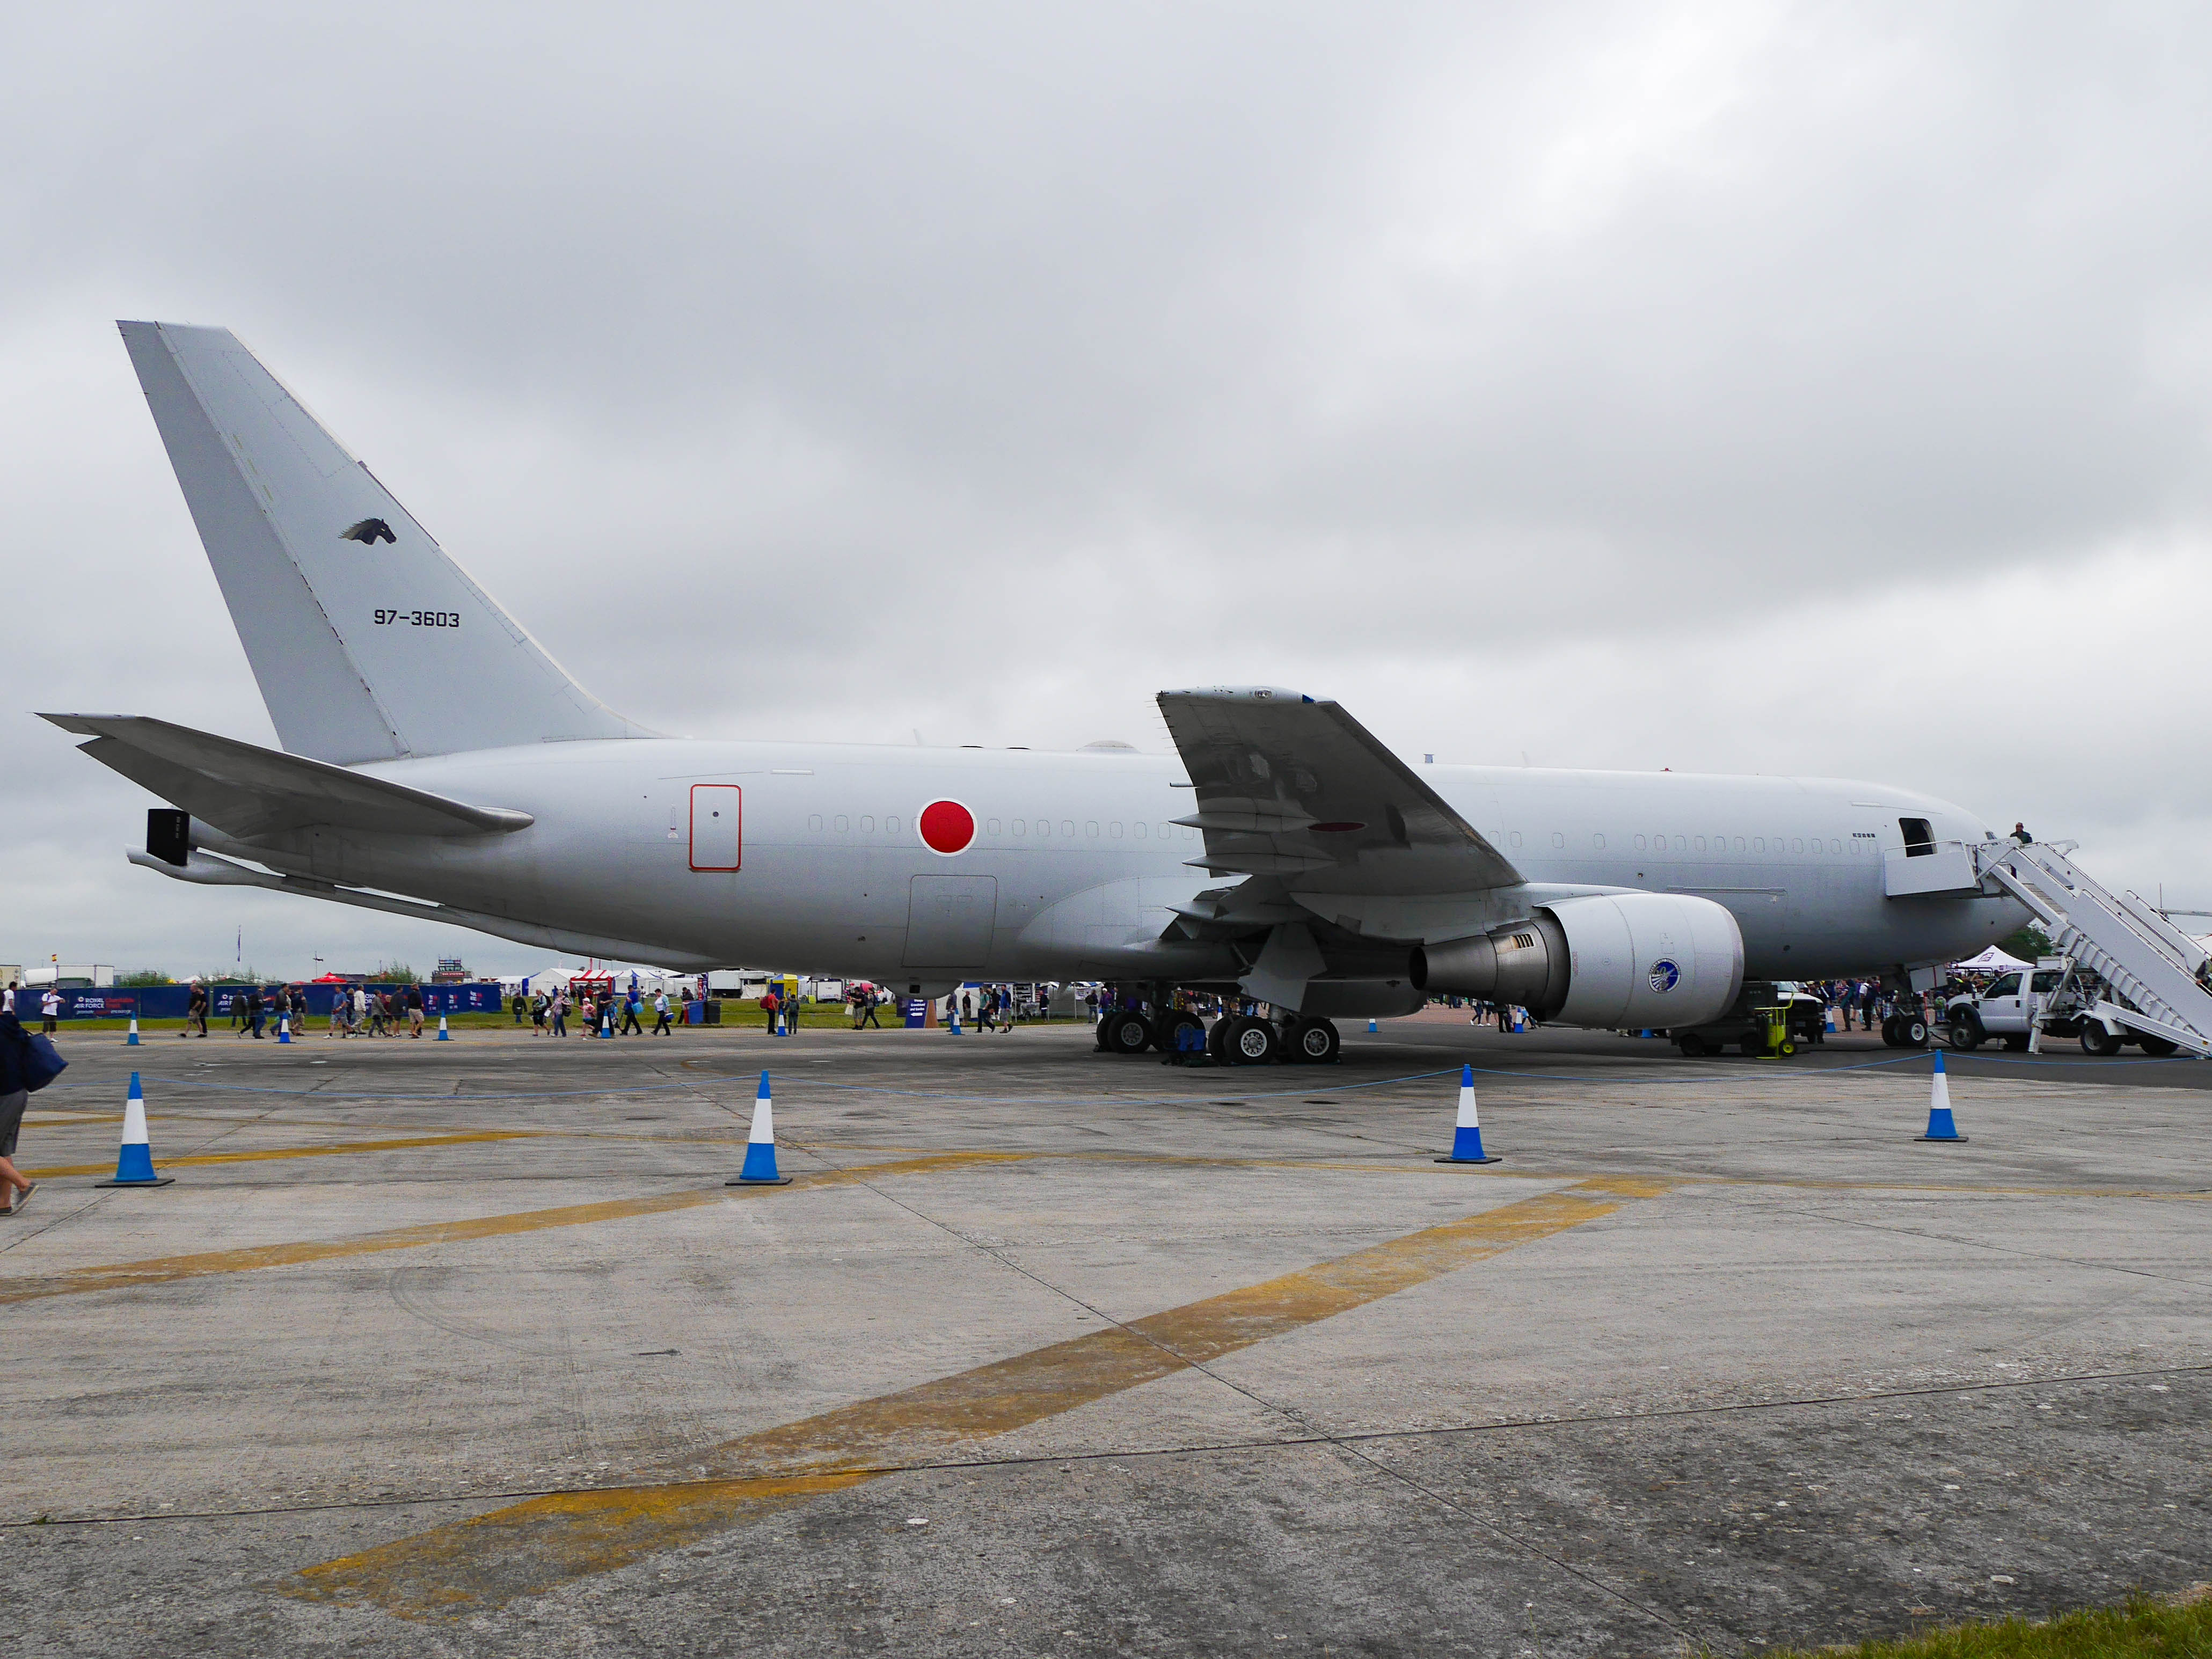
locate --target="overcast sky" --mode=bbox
[7,2,2212,980]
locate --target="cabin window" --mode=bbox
[1900,816,1935,856]
[1693,836,1706,852]
[1550,831,1564,849]
[1753,837,1764,851]
[1634,835,1646,851]
[987,818,1001,836]
[1012,818,1025,836]
[887,817,901,835]
[1830,838,1842,854]
[1593,834,1607,850]
[1086,821,1100,838]
[1062,820,1076,837]
[1161,823,1174,839]
[1984,972,2020,998]
[1673,836,1687,852]
[1134,822,1148,838]
[834,815,849,834]
[1509,831,1523,849]
[807,815,823,831]
[1791,837,1803,853]
[861,816,875,833]
[1733,836,1746,852]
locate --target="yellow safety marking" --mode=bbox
[0,1151,1027,1308]
[290,1179,1640,1619]
[21,1131,546,1180]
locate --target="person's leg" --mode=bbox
[1,1088,29,1204]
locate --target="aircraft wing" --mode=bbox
[1155,688,1520,895]
[40,714,533,841]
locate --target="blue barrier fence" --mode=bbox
[18,983,508,1020]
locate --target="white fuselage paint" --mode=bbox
[222,738,2025,995]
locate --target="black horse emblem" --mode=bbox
[340,518,396,545]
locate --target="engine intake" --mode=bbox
[1410,893,1745,1029]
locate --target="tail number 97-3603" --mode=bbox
[374,610,462,628]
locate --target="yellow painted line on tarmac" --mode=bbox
[288,1176,1650,1620]
[0,1151,1030,1307]
[21,1130,549,1181]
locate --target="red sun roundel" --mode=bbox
[918,799,976,854]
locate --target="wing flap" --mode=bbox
[42,714,532,840]
[1155,688,1519,896]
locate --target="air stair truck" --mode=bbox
[1890,832,2212,1058]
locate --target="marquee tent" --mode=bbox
[1951,945,2032,973]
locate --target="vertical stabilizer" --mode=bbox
[119,321,649,763]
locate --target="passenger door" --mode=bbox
[1979,971,2024,1032]
[689,785,742,871]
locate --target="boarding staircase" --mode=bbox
[1969,839,2212,1057]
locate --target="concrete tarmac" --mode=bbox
[5,1014,2207,1656]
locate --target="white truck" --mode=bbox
[1944,958,2179,1057]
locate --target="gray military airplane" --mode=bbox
[47,323,2027,1062]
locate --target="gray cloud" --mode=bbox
[9,1,2212,976]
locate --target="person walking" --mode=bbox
[551,988,569,1037]
[621,992,644,1036]
[239,986,263,1039]
[187,981,209,1037]
[406,985,425,1037]
[513,989,527,1026]
[652,991,673,1035]
[858,989,881,1029]
[0,1005,38,1216]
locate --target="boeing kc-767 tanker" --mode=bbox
[46,323,2028,1062]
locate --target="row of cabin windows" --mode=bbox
[804,815,1200,842]
[1506,830,1859,856]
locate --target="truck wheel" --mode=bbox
[2079,1024,2122,1057]
[1677,1033,1707,1057]
[1902,1018,1929,1047]
[1948,1016,1982,1053]
[2137,1035,2180,1057]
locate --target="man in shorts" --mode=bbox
[0,1007,36,1215]
[406,985,425,1037]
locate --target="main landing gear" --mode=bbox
[1093,1001,1340,1064]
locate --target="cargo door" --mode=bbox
[904,875,997,968]
[689,785,742,871]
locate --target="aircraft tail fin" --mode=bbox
[118,321,650,763]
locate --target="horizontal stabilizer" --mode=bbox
[42,713,532,840]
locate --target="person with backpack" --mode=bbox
[0,1003,64,1215]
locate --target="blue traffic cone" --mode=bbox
[1435,1064,1502,1164]
[728,1070,793,1186]
[436,1013,450,1041]
[126,1015,140,1046]
[1916,1049,1967,1142]
[97,1073,175,1187]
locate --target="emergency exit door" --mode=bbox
[689,785,742,871]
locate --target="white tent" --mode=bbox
[1951,945,2031,973]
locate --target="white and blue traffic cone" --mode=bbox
[436,1013,450,1041]
[601,1007,615,1039]
[96,1072,175,1188]
[727,1070,793,1186]
[1826,1007,1837,1034]
[126,1015,140,1046]
[1367,1018,1379,1034]
[774,1007,786,1037]
[1916,1049,1967,1143]
[1435,1064,1502,1165]
[276,1014,290,1043]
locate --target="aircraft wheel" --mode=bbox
[1290,1019,1340,1064]
[1155,1011,1204,1054]
[1902,1018,1929,1047]
[1676,1032,1707,1057]
[1207,1016,1234,1062]
[2079,1023,2122,1057]
[1878,1016,1898,1046]
[1948,1015,1983,1053]
[2137,1035,2180,1057]
[1227,1017,1279,1065]
[1103,1011,1152,1055]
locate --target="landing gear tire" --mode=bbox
[1677,1032,1708,1057]
[1103,1011,1152,1055]
[1289,1019,1340,1064]
[1207,1017,1234,1063]
[2137,1035,2180,1057]
[1879,1015,1900,1047]
[1156,1011,1204,1054]
[2079,1023,2122,1057]
[1226,1017,1279,1065]
[1948,1015,1983,1053]
[1902,1018,1928,1047]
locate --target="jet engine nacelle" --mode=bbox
[1410,893,1746,1030]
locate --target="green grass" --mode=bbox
[50,1007,1088,1034]
[1754,1593,2212,1659]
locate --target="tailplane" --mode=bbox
[119,321,650,763]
